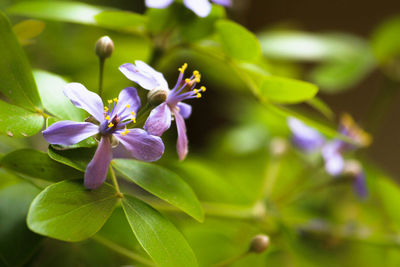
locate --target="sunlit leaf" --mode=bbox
[216,20,262,61]
[112,159,204,222]
[27,180,119,242]
[34,70,86,121]
[12,19,45,45]
[1,149,83,182]
[371,16,400,64]
[0,12,42,110]
[122,195,198,267]
[0,99,44,137]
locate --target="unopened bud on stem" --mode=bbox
[147,88,168,106]
[249,234,270,253]
[95,36,114,59]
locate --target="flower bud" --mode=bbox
[95,36,114,59]
[147,88,168,106]
[249,234,270,253]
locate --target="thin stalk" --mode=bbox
[98,58,105,97]
[215,251,249,267]
[92,235,155,266]
[109,165,123,198]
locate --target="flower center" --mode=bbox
[99,98,136,136]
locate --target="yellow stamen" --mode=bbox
[131,117,137,123]
[125,104,130,108]
[196,93,202,98]
[193,70,199,76]
[185,78,191,84]
[104,106,109,112]
[126,129,130,134]
[121,131,126,136]
[105,115,111,120]
[107,99,113,104]
[178,63,188,73]
[193,89,198,94]
[131,111,135,116]
[108,122,114,128]
[113,98,118,103]
[200,86,206,92]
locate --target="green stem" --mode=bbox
[98,57,105,97]
[92,235,155,266]
[215,251,249,267]
[261,156,283,200]
[109,165,123,198]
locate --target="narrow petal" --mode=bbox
[287,117,325,151]
[135,60,169,90]
[322,142,344,176]
[84,137,112,189]
[145,0,174,8]
[112,87,141,118]
[63,83,105,123]
[42,121,98,146]
[144,103,172,136]
[115,129,165,162]
[174,110,188,161]
[211,0,232,6]
[184,0,212,17]
[177,102,192,119]
[353,171,368,199]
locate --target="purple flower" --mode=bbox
[287,116,370,198]
[145,0,232,17]
[43,83,165,189]
[120,61,204,161]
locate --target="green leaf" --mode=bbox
[12,19,45,46]
[371,16,400,64]
[27,180,119,242]
[48,146,95,171]
[0,182,42,266]
[34,70,86,121]
[259,76,318,104]
[216,20,262,61]
[1,149,83,182]
[8,1,146,34]
[112,159,204,222]
[0,11,42,110]
[0,99,44,137]
[122,195,198,267]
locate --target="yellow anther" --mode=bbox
[126,129,131,134]
[200,86,206,92]
[131,111,135,116]
[104,106,109,112]
[105,115,111,120]
[193,89,198,94]
[185,78,191,84]
[113,98,118,103]
[193,70,199,76]
[107,99,113,104]
[178,63,188,73]
[196,93,202,98]
[108,122,114,128]
[121,131,126,136]
[131,117,137,123]
[125,104,130,108]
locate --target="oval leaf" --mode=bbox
[27,180,119,242]
[112,159,204,222]
[122,195,198,267]
[0,99,44,137]
[259,76,318,104]
[34,70,86,121]
[1,149,83,182]
[0,12,42,110]
[216,20,261,61]
[48,146,95,171]
[12,19,45,46]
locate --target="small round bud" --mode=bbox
[147,88,168,106]
[95,36,114,59]
[249,234,270,253]
[270,137,288,157]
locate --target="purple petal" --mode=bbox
[174,110,188,161]
[322,142,344,176]
[115,128,165,162]
[287,117,325,151]
[145,0,174,8]
[211,0,232,6]
[144,103,172,136]
[63,83,105,123]
[85,137,112,189]
[112,87,141,118]
[353,171,368,199]
[177,102,192,119]
[119,61,169,91]
[43,121,98,146]
[183,0,212,17]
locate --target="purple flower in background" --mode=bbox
[43,83,164,189]
[145,0,232,17]
[287,115,371,198]
[120,61,205,160]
